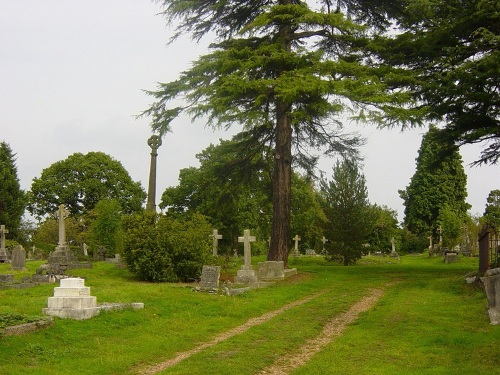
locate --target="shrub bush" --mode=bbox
[122,212,213,282]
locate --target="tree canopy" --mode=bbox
[399,125,470,238]
[28,151,146,218]
[385,0,500,165]
[143,0,417,265]
[0,141,26,239]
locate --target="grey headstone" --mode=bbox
[11,245,26,271]
[258,261,285,280]
[198,265,221,291]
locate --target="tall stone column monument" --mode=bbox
[48,204,77,270]
[146,135,162,213]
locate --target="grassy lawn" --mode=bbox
[0,255,498,375]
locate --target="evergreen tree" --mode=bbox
[143,1,416,266]
[399,125,470,238]
[382,0,499,165]
[0,141,26,239]
[484,190,500,230]
[320,158,372,265]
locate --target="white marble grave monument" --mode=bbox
[43,278,99,320]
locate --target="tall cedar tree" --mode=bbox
[143,1,417,266]
[320,158,372,265]
[399,125,470,238]
[383,0,499,165]
[0,142,26,239]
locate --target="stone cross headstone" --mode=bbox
[438,225,443,246]
[292,234,301,257]
[238,229,256,269]
[11,245,26,271]
[211,229,222,256]
[198,265,221,291]
[82,242,88,257]
[0,225,8,262]
[146,135,162,213]
[390,237,399,258]
[235,229,258,284]
[53,204,70,247]
[321,236,328,254]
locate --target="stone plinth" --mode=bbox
[258,261,285,281]
[48,245,78,265]
[43,278,99,320]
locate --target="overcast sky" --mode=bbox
[1,1,498,224]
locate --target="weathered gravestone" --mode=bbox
[480,268,500,325]
[0,225,9,262]
[291,234,301,257]
[234,229,258,284]
[11,245,26,271]
[390,237,400,259]
[197,265,221,291]
[444,250,459,263]
[211,229,222,256]
[305,249,317,256]
[257,261,284,281]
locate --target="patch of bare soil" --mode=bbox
[257,288,384,375]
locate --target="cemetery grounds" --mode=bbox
[0,255,498,375]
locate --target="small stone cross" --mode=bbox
[238,229,256,269]
[321,236,328,252]
[438,225,443,245]
[293,235,301,250]
[211,229,222,256]
[53,204,70,246]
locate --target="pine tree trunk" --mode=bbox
[267,101,292,267]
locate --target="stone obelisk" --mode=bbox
[146,135,162,213]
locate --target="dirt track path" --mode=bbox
[257,288,384,375]
[137,290,328,375]
[136,288,384,375]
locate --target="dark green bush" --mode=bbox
[122,212,213,282]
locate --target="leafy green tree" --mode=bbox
[320,159,372,265]
[365,204,399,254]
[0,141,26,240]
[399,125,470,238]
[384,0,499,165]
[161,136,272,252]
[484,190,500,230]
[28,151,146,218]
[438,205,463,249]
[143,1,416,266]
[86,199,123,257]
[31,217,85,256]
[291,173,327,252]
